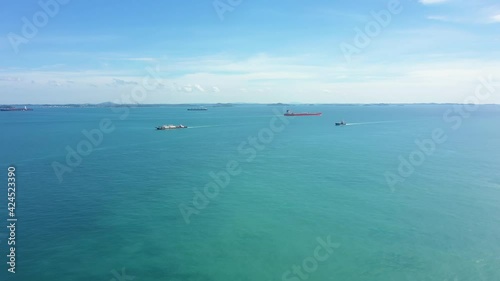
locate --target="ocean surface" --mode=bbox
[1,104,500,281]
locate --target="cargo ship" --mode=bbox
[187,107,207,111]
[284,110,321,116]
[156,124,188,130]
[0,106,33,111]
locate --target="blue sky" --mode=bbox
[1,0,499,104]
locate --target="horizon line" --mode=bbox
[2,102,500,106]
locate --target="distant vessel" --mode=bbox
[335,120,347,126]
[187,107,207,111]
[0,106,33,111]
[284,110,322,116]
[156,124,188,130]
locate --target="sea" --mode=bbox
[1,104,500,281]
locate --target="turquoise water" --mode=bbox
[1,105,500,281]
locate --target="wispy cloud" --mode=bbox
[419,0,449,5]
[427,15,452,22]
[48,80,62,87]
[421,0,500,24]
[110,78,139,87]
[425,15,470,24]
[34,35,122,44]
[0,76,22,82]
[1,53,499,104]
[112,57,157,62]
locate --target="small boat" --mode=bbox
[335,120,347,126]
[187,107,207,111]
[284,110,322,116]
[0,106,33,111]
[156,124,188,130]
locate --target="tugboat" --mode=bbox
[335,120,347,126]
[284,110,322,116]
[156,124,188,130]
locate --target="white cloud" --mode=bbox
[0,76,21,82]
[115,57,157,62]
[2,54,500,104]
[421,1,500,24]
[110,78,138,87]
[48,80,62,87]
[419,0,449,5]
[182,85,193,92]
[427,15,451,22]
[194,84,205,92]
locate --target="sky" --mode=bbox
[1,0,500,104]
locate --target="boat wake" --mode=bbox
[346,121,395,126]
[187,125,222,129]
[188,122,266,128]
